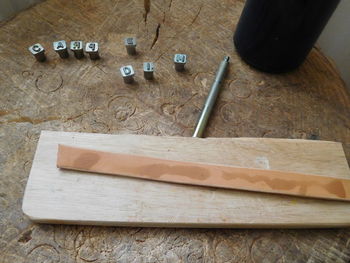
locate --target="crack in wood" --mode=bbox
[0,108,98,125]
[0,110,11,117]
[162,9,166,23]
[18,230,32,243]
[0,116,61,125]
[143,0,150,23]
[150,23,161,50]
[163,0,173,23]
[190,5,203,26]
[66,108,96,122]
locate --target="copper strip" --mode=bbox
[57,144,350,202]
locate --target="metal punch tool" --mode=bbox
[174,54,187,71]
[70,41,84,59]
[53,40,69,58]
[85,42,100,60]
[193,56,230,138]
[120,65,135,84]
[124,37,137,55]
[28,43,46,62]
[143,62,154,80]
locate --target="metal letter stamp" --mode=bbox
[70,41,84,59]
[143,62,154,80]
[85,42,100,60]
[124,37,137,55]
[28,43,46,62]
[174,54,187,71]
[120,65,135,84]
[53,40,69,58]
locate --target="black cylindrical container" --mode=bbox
[234,0,340,73]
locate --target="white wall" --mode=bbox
[0,0,43,22]
[316,1,349,88]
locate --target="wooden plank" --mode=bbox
[23,131,350,227]
[57,145,350,202]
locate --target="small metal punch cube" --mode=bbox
[28,43,46,62]
[120,65,135,84]
[85,42,100,60]
[53,40,69,58]
[174,54,187,71]
[124,37,137,55]
[70,41,84,59]
[143,62,154,80]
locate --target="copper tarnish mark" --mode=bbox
[73,153,100,170]
[326,180,346,198]
[222,172,346,198]
[138,164,210,180]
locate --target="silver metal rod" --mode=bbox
[193,56,230,137]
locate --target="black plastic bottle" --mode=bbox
[234,0,340,73]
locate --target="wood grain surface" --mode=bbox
[56,143,350,202]
[23,131,350,227]
[1,0,350,262]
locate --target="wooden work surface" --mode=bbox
[1,0,350,262]
[23,131,350,227]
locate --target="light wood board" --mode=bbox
[22,131,350,228]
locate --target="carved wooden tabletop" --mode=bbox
[1,0,350,262]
